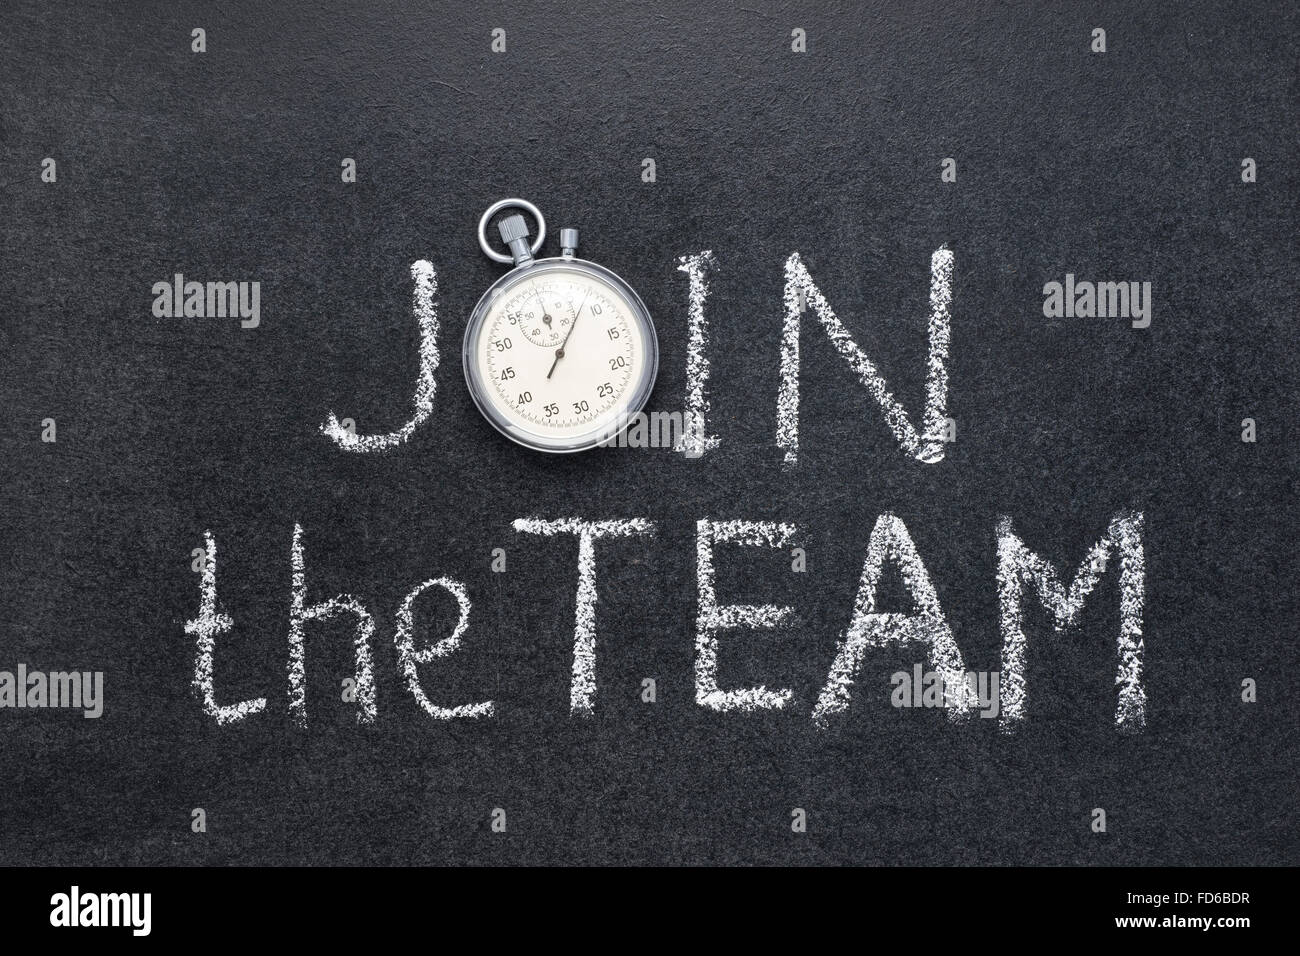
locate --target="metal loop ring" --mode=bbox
[478,198,546,264]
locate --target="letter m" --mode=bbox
[206,281,240,319]
[102,893,130,927]
[996,511,1146,733]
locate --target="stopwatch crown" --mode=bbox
[497,214,534,266]
[497,214,529,244]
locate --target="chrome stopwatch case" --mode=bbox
[463,198,659,453]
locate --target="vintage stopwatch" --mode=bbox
[463,198,659,453]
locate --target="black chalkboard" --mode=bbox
[1,0,1295,866]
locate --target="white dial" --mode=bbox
[465,260,656,451]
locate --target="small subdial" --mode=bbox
[508,283,576,347]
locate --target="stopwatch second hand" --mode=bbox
[547,288,591,379]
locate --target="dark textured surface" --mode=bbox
[0,0,1295,865]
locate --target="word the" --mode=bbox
[1042,273,1152,328]
[0,665,103,718]
[50,886,151,936]
[151,273,261,328]
[890,665,1000,718]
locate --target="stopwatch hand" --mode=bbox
[546,289,591,379]
[532,284,552,325]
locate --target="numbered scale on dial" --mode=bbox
[463,199,659,453]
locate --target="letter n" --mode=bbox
[777,248,953,465]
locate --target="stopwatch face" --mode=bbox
[463,258,659,453]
